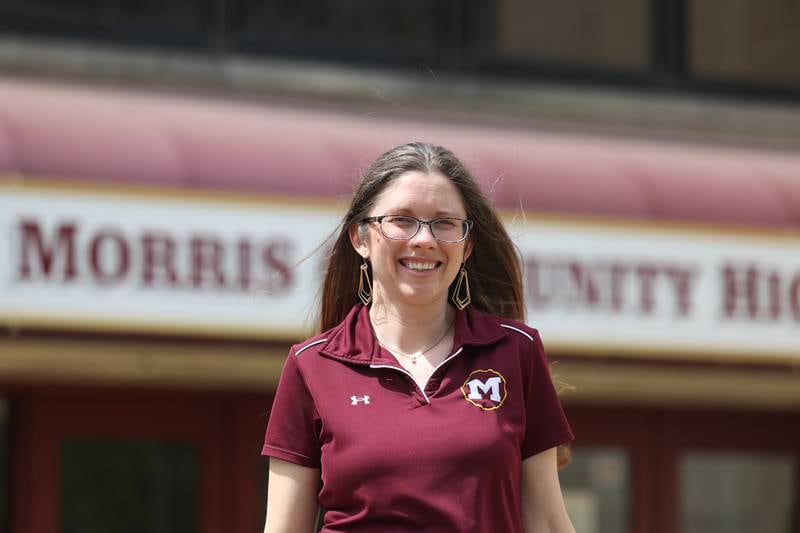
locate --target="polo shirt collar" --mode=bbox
[319,304,507,365]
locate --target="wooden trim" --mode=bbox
[3,335,798,411]
[0,313,309,342]
[547,340,800,366]
[555,359,800,411]
[0,175,346,212]
[0,337,287,390]
[231,398,272,532]
[9,398,34,533]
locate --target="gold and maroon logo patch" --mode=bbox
[461,369,507,411]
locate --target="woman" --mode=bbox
[263,142,575,532]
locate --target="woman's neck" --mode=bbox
[368,297,454,355]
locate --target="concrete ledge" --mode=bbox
[556,358,800,411]
[2,35,800,149]
[0,336,286,390]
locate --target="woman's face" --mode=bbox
[350,171,473,311]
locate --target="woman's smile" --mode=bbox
[399,258,442,273]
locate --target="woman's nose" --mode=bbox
[410,223,436,245]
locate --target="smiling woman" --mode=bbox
[261,142,575,533]
[350,170,473,317]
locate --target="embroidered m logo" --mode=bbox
[466,377,503,402]
[461,369,507,410]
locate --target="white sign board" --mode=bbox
[1,182,799,362]
[507,219,799,361]
[1,184,340,337]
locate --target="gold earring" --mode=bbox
[358,260,373,305]
[451,265,471,310]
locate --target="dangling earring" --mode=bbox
[451,265,471,310]
[358,260,373,306]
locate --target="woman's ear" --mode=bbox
[463,237,474,263]
[348,223,369,260]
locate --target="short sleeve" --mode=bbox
[520,331,574,459]
[262,350,322,468]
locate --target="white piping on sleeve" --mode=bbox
[499,324,533,342]
[294,338,327,356]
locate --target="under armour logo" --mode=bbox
[350,395,370,405]
[461,369,507,411]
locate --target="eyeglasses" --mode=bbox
[361,215,473,243]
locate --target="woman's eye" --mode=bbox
[388,217,416,228]
[434,220,457,229]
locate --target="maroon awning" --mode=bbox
[1,76,799,228]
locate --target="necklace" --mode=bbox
[375,319,455,365]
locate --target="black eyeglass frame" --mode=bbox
[360,215,474,243]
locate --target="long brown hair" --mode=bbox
[317,141,570,467]
[317,141,524,331]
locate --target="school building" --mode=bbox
[1,2,800,532]
[1,75,798,533]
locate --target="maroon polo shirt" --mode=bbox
[263,304,574,533]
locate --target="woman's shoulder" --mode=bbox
[470,308,542,346]
[288,330,332,358]
[287,305,360,359]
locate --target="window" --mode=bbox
[0,0,206,46]
[236,0,438,63]
[681,451,798,533]
[690,0,800,89]
[489,0,650,71]
[559,446,631,533]
[60,439,199,533]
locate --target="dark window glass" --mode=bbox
[0,0,205,45]
[491,0,650,71]
[690,0,800,89]
[60,439,198,533]
[559,446,631,533]
[237,0,438,62]
[0,399,8,533]
[681,451,797,533]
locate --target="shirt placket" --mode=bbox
[369,346,465,406]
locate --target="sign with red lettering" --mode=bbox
[508,219,799,361]
[1,183,340,338]
[1,182,799,361]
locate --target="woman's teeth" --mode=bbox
[404,261,437,271]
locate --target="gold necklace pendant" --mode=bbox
[375,318,455,365]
